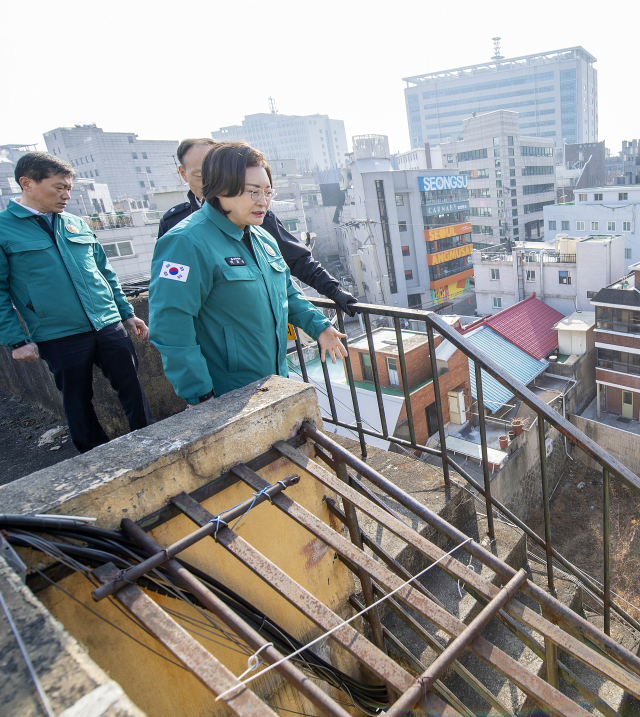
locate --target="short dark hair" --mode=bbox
[201,142,272,215]
[14,152,74,186]
[176,138,218,166]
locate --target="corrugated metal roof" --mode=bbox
[465,327,548,413]
[463,295,565,360]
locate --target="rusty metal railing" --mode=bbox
[293,297,640,637]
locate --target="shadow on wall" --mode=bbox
[0,297,186,438]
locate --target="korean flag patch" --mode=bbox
[160,261,190,282]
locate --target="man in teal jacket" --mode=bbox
[0,152,153,452]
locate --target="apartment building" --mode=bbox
[438,111,556,243]
[543,185,640,273]
[342,135,472,309]
[44,124,179,204]
[212,112,348,174]
[592,264,640,420]
[474,233,625,315]
[404,46,597,148]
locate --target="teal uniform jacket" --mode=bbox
[0,201,134,348]
[149,202,331,403]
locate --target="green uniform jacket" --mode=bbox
[0,201,134,348]
[149,202,331,403]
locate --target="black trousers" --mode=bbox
[37,322,154,453]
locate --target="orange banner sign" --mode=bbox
[427,243,473,266]
[424,222,472,243]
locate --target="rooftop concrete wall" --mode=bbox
[547,348,597,415]
[1,376,362,717]
[0,556,145,717]
[570,412,640,476]
[0,297,185,437]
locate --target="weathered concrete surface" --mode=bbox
[0,297,185,438]
[570,412,640,477]
[549,348,596,415]
[0,556,145,717]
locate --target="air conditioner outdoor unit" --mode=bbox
[448,388,466,425]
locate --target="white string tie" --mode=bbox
[214,537,473,702]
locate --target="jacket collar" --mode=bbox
[187,190,202,213]
[201,201,245,241]
[6,200,67,223]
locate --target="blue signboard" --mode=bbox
[422,200,469,216]
[418,174,468,191]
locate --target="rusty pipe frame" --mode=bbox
[300,424,640,682]
[92,474,299,602]
[384,568,528,717]
[119,517,352,717]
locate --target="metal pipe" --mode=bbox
[292,327,309,383]
[319,351,339,423]
[335,308,367,457]
[474,361,495,538]
[603,468,611,636]
[120,519,351,717]
[537,417,555,590]
[92,474,299,601]
[383,569,528,716]
[363,312,389,438]
[426,324,450,485]
[299,425,640,677]
[393,317,417,447]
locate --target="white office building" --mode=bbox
[543,185,640,274]
[438,111,556,243]
[212,113,348,174]
[404,46,597,149]
[473,234,625,316]
[44,125,179,204]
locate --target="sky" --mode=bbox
[2,0,639,156]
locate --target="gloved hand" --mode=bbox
[330,288,358,317]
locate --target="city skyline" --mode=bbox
[1,0,639,158]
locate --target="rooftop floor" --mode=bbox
[580,396,640,436]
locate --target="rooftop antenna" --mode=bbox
[492,37,504,61]
[268,96,278,114]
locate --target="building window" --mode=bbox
[361,353,373,382]
[395,194,404,206]
[132,152,137,159]
[493,297,502,309]
[625,248,632,259]
[619,193,628,200]
[526,270,536,282]
[594,193,603,201]
[509,159,515,167]
[513,219,518,226]
[508,148,514,156]
[511,198,518,207]
[578,194,587,201]
[146,166,151,173]
[513,228,519,235]
[128,136,134,143]
[386,357,399,386]
[561,220,570,230]
[457,148,488,162]
[95,169,99,176]
[102,241,134,258]
[142,152,148,159]
[139,181,145,187]
[495,170,502,178]
[398,221,407,232]
[405,269,413,280]
[495,159,501,167]
[623,221,631,231]
[549,220,556,230]
[402,245,410,256]
[559,270,571,285]
[491,268,500,281]
[496,180,502,188]
[510,179,516,187]
[591,221,599,231]
[510,169,516,177]
[494,148,500,157]
[447,154,453,162]
[507,136,514,146]
[135,166,141,173]
[586,291,596,298]
[493,137,500,146]
[150,180,155,187]
[576,221,585,230]
[520,146,553,156]
[608,221,616,231]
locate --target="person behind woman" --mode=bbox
[149,142,347,405]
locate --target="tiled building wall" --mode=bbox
[595,332,640,350]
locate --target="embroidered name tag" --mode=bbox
[225,256,246,266]
[159,261,190,282]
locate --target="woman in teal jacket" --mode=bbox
[149,142,347,404]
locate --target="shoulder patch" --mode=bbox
[159,261,190,282]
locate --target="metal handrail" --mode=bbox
[296,297,640,635]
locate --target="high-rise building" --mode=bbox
[403,46,597,149]
[437,110,556,242]
[43,125,179,204]
[212,112,348,174]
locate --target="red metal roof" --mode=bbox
[461,294,565,360]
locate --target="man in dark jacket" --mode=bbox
[158,138,357,315]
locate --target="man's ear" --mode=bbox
[18,176,31,191]
[178,165,187,183]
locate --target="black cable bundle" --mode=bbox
[1,515,389,715]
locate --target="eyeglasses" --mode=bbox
[244,188,277,201]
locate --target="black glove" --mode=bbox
[330,288,358,317]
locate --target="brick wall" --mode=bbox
[596,368,640,392]
[595,331,640,350]
[603,384,640,420]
